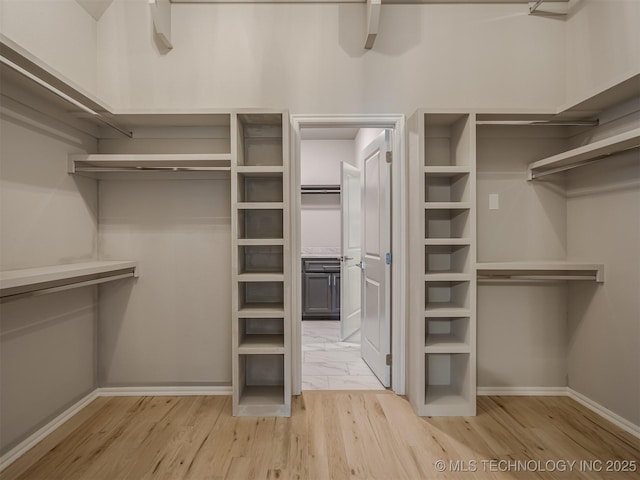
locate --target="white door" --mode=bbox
[360,130,391,387]
[340,162,362,340]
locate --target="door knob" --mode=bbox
[340,256,353,262]
[356,261,366,270]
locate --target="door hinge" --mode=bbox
[386,354,392,366]
[386,151,392,163]
[385,252,392,265]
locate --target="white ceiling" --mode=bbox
[76,0,114,21]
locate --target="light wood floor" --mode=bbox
[2,392,639,479]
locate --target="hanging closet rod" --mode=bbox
[76,166,232,173]
[478,275,597,282]
[0,273,135,304]
[476,120,598,126]
[530,144,640,180]
[301,185,341,194]
[0,55,133,138]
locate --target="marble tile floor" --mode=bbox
[302,320,385,391]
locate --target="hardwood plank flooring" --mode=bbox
[2,392,639,480]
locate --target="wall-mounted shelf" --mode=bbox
[425,334,470,354]
[0,260,138,301]
[238,335,285,354]
[476,262,604,282]
[69,153,231,179]
[423,166,471,177]
[527,128,640,180]
[424,202,472,210]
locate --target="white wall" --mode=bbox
[476,126,569,389]
[301,139,353,251]
[0,0,99,96]
[565,100,640,427]
[0,95,98,454]
[96,2,565,113]
[565,0,640,108]
[98,179,232,385]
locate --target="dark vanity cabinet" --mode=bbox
[302,258,340,320]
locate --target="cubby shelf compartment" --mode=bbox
[237,202,284,210]
[238,316,285,354]
[425,317,470,354]
[237,209,284,240]
[424,172,470,203]
[476,261,605,282]
[424,273,471,282]
[238,335,285,354]
[424,353,475,416]
[424,336,470,354]
[527,127,640,180]
[237,238,285,246]
[424,238,471,246]
[0,260,138,300]
[69,153,231,179]
[236,166,284,175]
[426,243,471,275]
[425,208,471,239]
[423,166,471,176]
[238,174,283,203]
[238,245,284,275]
[425,280,470,312]
[237,113,284,167]
[424,304,471,318]
[424,202,472,210]
[236,305,286,318]
[237,353,289,416]
[237,274,285,282]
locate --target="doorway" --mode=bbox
[299,127,386,390]
[291,115,407,396]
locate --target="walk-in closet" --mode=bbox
[1,0,638,478]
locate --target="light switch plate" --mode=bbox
[489,194,499,210]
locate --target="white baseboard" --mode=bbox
[567,388,640,439]
[477,386,567,396]
[0,385,233,473]
[0,389,99,472]
[97,386,232,397]
[478,386,640,439]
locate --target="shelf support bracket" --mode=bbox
[364,0,381,50]
[149,0,173,51]
[528,1,568,16]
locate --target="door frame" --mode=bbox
[290,114,406,395]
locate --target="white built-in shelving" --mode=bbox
[528,127,640,180]
[408,111,477,417]
[476,261,604,282]
[231,111,291,417]
[69,153,231,179]
[0,261,137,301]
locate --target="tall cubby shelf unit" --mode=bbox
[231,112,291,416]
[408,111,477,417]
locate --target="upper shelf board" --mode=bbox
[476,262,604,282]
[527,128,640,180]
[69,153,232,179]
[1,260,138,298]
